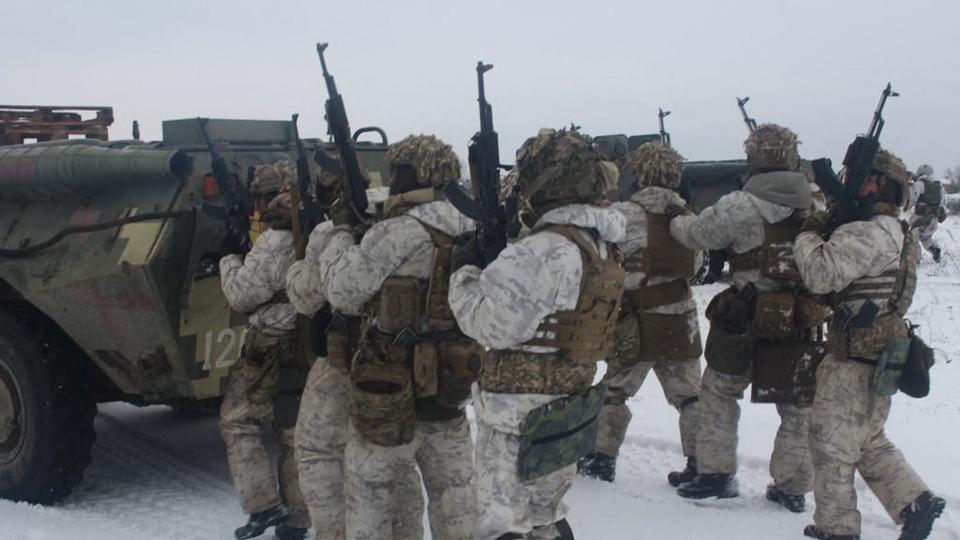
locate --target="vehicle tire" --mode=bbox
[0,310,97,503]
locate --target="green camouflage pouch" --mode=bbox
[871,337,911,396]
[517,384,607,482]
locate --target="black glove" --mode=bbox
[801,211,830,235]
[219,232,248,255]
[328,197,360,227]
[451,237,483,270]
[664,204,689,221]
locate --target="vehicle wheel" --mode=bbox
[0,311,97,503]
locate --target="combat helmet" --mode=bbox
[870,149,909,208]
[744,124,800,173]
[916,163,934,178]
[250,160,296,196]
[385,134,461,191]
[625,142,684,191]
[515,128,617,215]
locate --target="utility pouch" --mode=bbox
[517,384,607,482]
[752,340,823,405]
[326,313,358,372]
[705,286,752,334]
[350,360,416,447]
[641,310,703,362]
[871,337,911,396]
[435,338,482,409]
[753,291,796,339]
[426,242,456,329]
[899,329,935,398]
[378,277,421,334]
[413,341,439,398]
[704,324,754,376]
[794,292,831,329]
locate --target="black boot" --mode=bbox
[234,504,288,540]
[766,484,805,513]
[667,456,697,487]
[577,451,616,483]
[899,491,946,540]
[554,518,575,540]
[275,525,308,540]
[803,524,860,540]
[931,246,942,263]
[676,473,738,499]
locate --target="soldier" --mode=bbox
[668,124,817,512]
[317,135,477,540]
[578,142,703,486]
[449,128,625,539]
[795,150,946,540]
[909,164,946,262]
[219,161,310,540]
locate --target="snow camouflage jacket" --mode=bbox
[670,189,798,292]
[449,204,627,353]
[285,221,338,316]
[220,228,296,334]
[320,200,475,318]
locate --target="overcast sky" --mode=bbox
[5,0,959,174]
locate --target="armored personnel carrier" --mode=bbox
[0,114,390,503]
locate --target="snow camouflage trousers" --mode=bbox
[810,355,928,536]
[473,388,577,539]
[220,329,309,528]
[695,366,814,496]
[911,216,940,253]
[294,358,350,540]
[596,312,701,457]
[344,413,475,540]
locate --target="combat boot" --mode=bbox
[577,451,616,482]
[931,246,942,263]
[898,491,946,540]
[274,525,308,540]
[667,456,697,487]
[803,524,859,540]
[676,473,738,500]
[234,503,288,540]
[766,484,805,513]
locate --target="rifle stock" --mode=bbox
[198,117,252,253]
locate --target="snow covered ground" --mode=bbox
[4,221,960,540]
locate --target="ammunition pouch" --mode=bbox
[900,329,935,398]
[480,349,596,395]
[378,277,422,334]
[349,358,416,447]
[326,312,363,373]
[435,337,482,409]
[517,384,607,481]
[827,312,907,360]
[751,339,823,405]
[753,291,796,340]
[871,337,911,397]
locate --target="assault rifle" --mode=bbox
[198,117,252,253]
[737,96,757,133]
[811,82,899,235]
[290,113,324,256]
[658,108,671,147]
[316,43,369,222]
[445,61,515,265]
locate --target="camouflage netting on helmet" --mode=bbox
[624,142,684,190]
[250,160,296,195]
[916,163,934,178]
[385,135,461,188]
[872,149,909,207]
[516,128,617,212]
[744,124,800,172]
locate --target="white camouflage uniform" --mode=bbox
[794,214,929,536]
[909,176,944,257]
[450,204,626,539]
[670,187,814,496]
[597,187,702,459]
[219,228,310,529]
[320,200,477,540]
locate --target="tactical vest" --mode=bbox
[915,179,943,213]
[481,224,626,395]
[727,211,804,284]
[828,217,917,360]
[351,217,481,443]
[622,211,695,281]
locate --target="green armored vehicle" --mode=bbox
[0,115,390,503]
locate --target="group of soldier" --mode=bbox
[214,122,947,540]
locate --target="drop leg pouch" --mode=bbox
[517,384,607,482]
[349,361,416,447]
